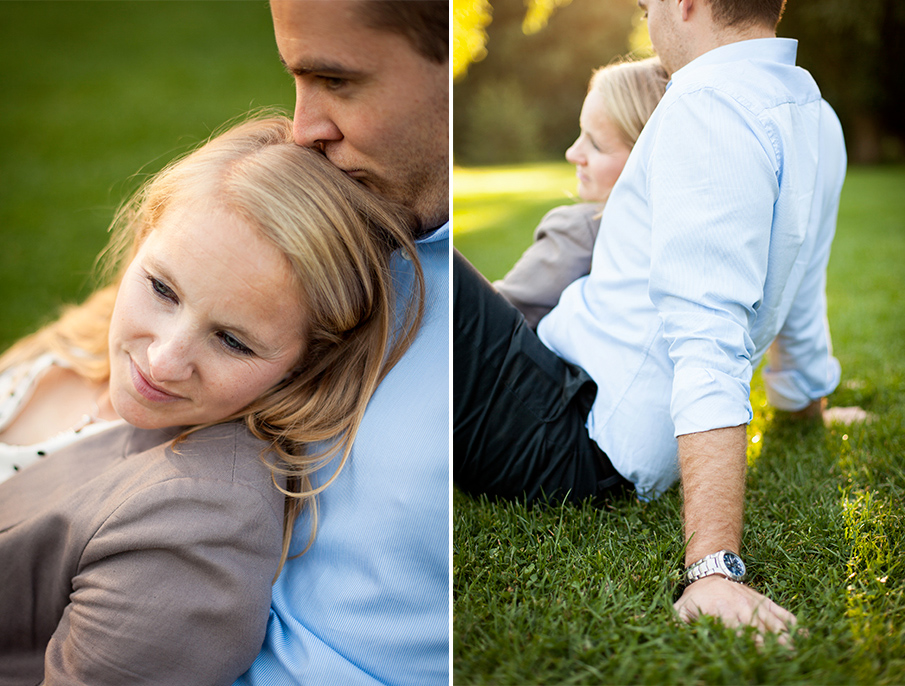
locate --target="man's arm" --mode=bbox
[673,425,798,637]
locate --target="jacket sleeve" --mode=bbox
[42,476,284,686]
[493,204,601,328]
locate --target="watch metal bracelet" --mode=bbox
[685,549,746,584]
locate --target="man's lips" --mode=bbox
[130,358,185,403]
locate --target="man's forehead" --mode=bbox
[272,0,405,69]
[272,0,370,43]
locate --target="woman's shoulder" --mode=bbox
[534,203,603,246]
[1,421,284,534]
[124,422,285,505]
[537,202,603,233]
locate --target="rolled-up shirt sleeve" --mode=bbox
[647,87,779,436]
[762,108,844,410]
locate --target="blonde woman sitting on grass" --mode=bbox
[0,115,423,686]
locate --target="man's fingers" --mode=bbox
[749,599,797,647]
[674,576,801,645]
[754,596,797,632]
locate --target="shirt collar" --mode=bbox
[668,37,799,88]
[417,220,449,245]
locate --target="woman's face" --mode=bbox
[565,90,632,202]
[108,203,306,430]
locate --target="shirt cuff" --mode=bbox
[671,367,753,436]
[762,356,841,411]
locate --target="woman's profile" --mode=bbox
[0,115,423,685]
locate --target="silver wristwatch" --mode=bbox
[685,550,746,584]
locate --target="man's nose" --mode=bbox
[292,84,343,149]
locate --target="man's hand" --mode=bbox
[674,575,798,643]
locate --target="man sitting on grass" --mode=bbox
[455,0,846,639]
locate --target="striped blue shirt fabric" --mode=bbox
[235,223,449,686]
[538,39,845,499]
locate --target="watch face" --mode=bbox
[723,552,745,578]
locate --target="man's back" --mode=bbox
[539,38,845,498]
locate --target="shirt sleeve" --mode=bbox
[647,87,779,436]
[42,477,284,686]
[762,102,845,410]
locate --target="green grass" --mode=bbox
[453,163,905,684]
[0,0,293,352]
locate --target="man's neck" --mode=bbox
[678,23,776,73]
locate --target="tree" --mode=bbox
[453,0,638,165]
[779,0,905,163]
[454,0,905,166]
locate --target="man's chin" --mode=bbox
[343,170,380,192]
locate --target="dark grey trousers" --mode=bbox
[453,250,632,504]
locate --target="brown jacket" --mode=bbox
[0,421,285,686]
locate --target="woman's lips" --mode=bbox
[130,359,185,403]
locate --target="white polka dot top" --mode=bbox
[0,353,123,484]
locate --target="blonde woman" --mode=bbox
[0,115,423,685]
[494,57,668,328]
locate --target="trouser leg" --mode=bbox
[453,250,630,504]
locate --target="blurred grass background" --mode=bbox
[0,0,293,352]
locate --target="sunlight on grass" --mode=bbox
[841,488,896,658]
[453,163,578,235]
[746,375,771,467]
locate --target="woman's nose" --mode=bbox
[146,328,195,383]
[565,139,584,165]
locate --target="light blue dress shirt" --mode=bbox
[539,39,844,499]
[235,223,449,686]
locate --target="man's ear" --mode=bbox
[678,0,694,22]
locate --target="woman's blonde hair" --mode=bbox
[0,115,425,575]
[588,56,668,149]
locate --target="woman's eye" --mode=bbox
[218,332,254,356]
[149,277,177,303]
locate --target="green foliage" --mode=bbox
[456,80,546,164]
[453,0,492,81]
[455,0,905,165]
[453,0,638,165]
[453,163,905,684]
[0,0,292,352]
[779,0,905,163]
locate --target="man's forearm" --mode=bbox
[678,424,748,565]
[674,423,799,637]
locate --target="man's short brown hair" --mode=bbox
[708,0,787,30]
[358,1,448,64]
